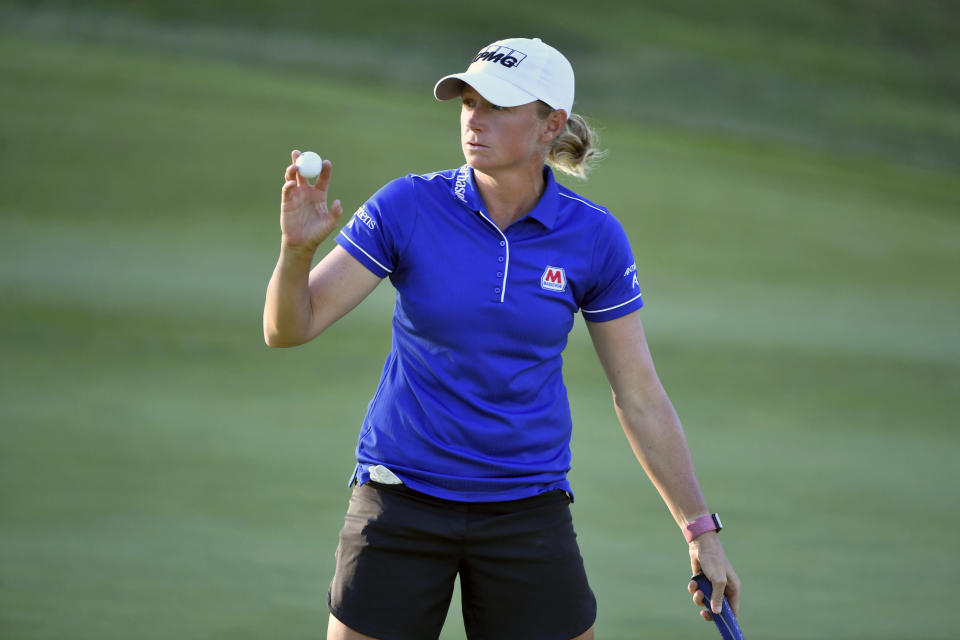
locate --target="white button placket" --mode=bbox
[476,212,510,303]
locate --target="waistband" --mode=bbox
[362,479,572,513]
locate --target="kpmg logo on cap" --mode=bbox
[541,266,567,292]
[473,45,527,69]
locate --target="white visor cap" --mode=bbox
[434,37,574,115]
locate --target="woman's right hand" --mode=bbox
[280,150,343,252]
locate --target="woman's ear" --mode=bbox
[543,109,568,141]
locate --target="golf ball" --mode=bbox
[296,151,323,180]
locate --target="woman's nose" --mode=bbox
[465,108,485,131]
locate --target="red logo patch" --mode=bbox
[541,266,566,292]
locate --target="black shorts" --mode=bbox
[328,482,597,640]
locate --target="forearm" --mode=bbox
[614,389,709,529]
[588,314,740,615]
[263,244,317,347]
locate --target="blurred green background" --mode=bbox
[1,1,958,638]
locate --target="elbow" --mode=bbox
[263,325,305,348]
[263,331,288,348]
[262,303,334,347]
[612,389,650,418]
[264,334,283,348]
[263,322,329,348]
[612,385,672,424]
[264,334,303,348]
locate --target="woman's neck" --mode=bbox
[473,164,545,230]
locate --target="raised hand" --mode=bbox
[280,150,343,252]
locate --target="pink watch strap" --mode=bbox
[683,513,722,542]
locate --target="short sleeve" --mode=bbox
[335,176,415,278]
[579,214,644,322]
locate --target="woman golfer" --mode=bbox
[264,37,740,640]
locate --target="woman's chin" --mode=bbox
[463,157,490,172]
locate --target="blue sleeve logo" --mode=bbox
[353,206,376,230]
[624,262,639,289]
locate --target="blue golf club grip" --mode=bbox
[691,573,745,640]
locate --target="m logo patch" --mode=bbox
[540,266,567,292]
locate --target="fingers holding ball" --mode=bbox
[295,151,324,180]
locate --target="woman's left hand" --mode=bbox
[687,532,740,622]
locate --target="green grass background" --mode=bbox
[1,2,959,638]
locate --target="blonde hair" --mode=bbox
[536,101,605,179]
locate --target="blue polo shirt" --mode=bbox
[335,165,643,502]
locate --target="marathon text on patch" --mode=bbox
[473,45,527,69]
[541,266,567,292]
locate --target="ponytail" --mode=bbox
[536,102,605,179]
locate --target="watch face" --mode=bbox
[712,514,723,530]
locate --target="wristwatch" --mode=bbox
[683,513,723,543]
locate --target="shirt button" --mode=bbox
[497,272,502,277]
[499,241,505,247]
[498,256,504,262]
[494,287,501,293]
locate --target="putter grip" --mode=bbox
[691,573,745,640]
